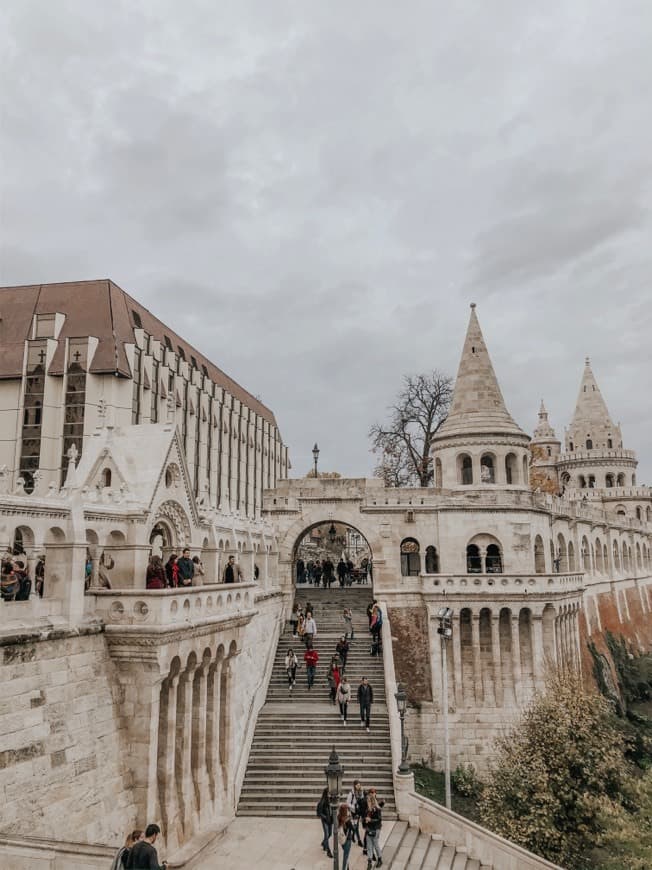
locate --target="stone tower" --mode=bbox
[431,303,531,490]
[530,400,561,491]
[558,358,637,492]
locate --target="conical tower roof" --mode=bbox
[532,400,558,443]
[570,358,616,432]
[435,304,528,440]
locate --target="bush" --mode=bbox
[479,670,639,870]
[452,763,483,799]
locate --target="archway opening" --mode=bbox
[293,521,372,587]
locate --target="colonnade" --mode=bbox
[433,602,581,713]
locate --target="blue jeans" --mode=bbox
[321,818,332,851]
[341,837,352,870]
[307,665,315,688]
[367,830,382,861]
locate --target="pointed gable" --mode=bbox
[566,358,622,451]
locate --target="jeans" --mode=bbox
[345,619,354,639]
[306,665,315,688]
[360,703,371,727]
[342,837,353,870]
[367,830,382,861]
[339,701,348,721]
[287,666,296,687]
[321,818,332,852]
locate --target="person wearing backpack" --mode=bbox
[346,780,366,847]
[337,802,356,870]
[317,787,333,858]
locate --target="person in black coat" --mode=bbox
[357,677,374,731]
[317,787,333,858]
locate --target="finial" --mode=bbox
[470,302,476,309]
[585,356,590,366]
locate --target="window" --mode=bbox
[19,341,48,492]
[617,473,625,486]
[164,335,173,351]
[588,475,596,488]
[190,355,198,369]
[132,309,142,329]
[505,453,518,485]
[101,468,112,487]
[400,538,420,576]
[546,446,552,457]
[586,438,593,450]
[202,364,209,378]
[534,535,545,573]
[569,441,574,452]
[35,314,56,338]
[178,346,186,361]
[459,454,473,485]
[131,347,142,424]
[486,543,503,573]
[606,474,614,488]
[578,475,586,488]
[607,438,613,448]
[480,454,495,483]
[425,545,439,573]
[466,544,482,573]
[60,340,88,484]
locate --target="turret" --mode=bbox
[431,304,531,490]
[530,401,561,492]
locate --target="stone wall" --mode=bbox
[0,626,137,846]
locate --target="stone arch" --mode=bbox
[581,536,591,573]
[151,500,192,550]
[534,535,545,574]
[519,608,534,691]
[12,524,34,556]
[150,520,174,560]
[617,473,626,487]
[505,452,518,485]
[605,473,615,488]
[613,539,620,572]
[467,533,503,574]
[557,533,568,572]
[542,604,556,664]
[457,453,473,485]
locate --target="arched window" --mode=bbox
[595,538,604,574]
[578,475,586,489]
[605,473,614,488]
[581,536,591,573]
[607,438,613,448]
[647,507,651,523]
[523,455,529,486]
[636,543,642,569]
[588,475,595,488]
[434,458,443,488]
[617,473,625,486]
[636,507,642,521]
[568,541,576,572]
[613,541,620,572]
[425,545,439,574]
[458,454,473,485]
[466,544,482,573]
[560,472,571,487]
[400,538,420,577]
[546,446,552,457]
[480,454,495,484]
[505,453,518,485]
[534,535,545,573]
[557,533,568,572]
[101,468,112,488]
[632,474,636,486]
[586,438,593,450]
[569,441,574,452]
[486,543,503,573]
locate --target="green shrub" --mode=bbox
[451,763,483,799]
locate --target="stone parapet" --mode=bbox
[386,571,584,600]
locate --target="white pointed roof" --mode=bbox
[532,400,558,443]
[435,304,528,440]
[569,358,616,433]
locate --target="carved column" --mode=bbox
[219,657,233,805]
[179,661,198,838]
[531,613,545,689]
[193,661,210,825]
[162,673,180,843]
[491,614,503,707]
[510,615,522,705]
[208,657,223,808]
[471,613,482,704]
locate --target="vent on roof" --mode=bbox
[132,310,143,329]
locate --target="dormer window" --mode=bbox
[132,310,142,329]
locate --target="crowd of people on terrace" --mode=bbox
[296,555,373,587]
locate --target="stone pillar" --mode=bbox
[193,661,210,824]
[219,658,233,806]
[471,613,482,704]
[490,614,503,707]
[180,661,198,838]
[510,615,522,705]
[572,606,583,676]
[162,673,181,844]
[531,613,545,690]
[44,541,87,623]
[208,657,223,808]
[452,613,463,710]
[480,547,487,575]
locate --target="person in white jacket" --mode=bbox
[285,649,298,691]
[303,612,317,647]
[337,675,352,724]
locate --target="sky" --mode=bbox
[1,1,651,483]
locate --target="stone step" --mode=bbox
[405,832,430,868]
[391,824,421,869]
[381,820,409,866]
[422,834,444,869]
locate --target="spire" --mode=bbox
[533,399,558,442]
[436,303,528,439]
[570,358,616,433]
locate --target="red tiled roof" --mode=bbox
[0,279,279,428]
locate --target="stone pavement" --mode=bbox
[188,816,393,870]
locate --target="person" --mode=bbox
[336,635,350,672]
[370,604,383,655]
[327,660,341,705]
[146,555,166,590]
[84,552,93,591]
[365,789,383,868]
[337,558,347,587]
[366,600,375,628]
[14,560,31,600]
[296,558,305,584]
[358,676,373,732]
[222,554,243,584]
[111,829,143,870]
[317,786,334,858]
[303,610,317,647]
[177,548,194,587]
[125,822,166,869]
[0,561,19,601]
[289,603,300,637]
[304,644,319,689]
[165,554,179,588]
[35,554,45,597]
[343,607,354,640]
[192,555,205,584]
[347,780,367,847]
[285,648,298,691]
[338,802,356,870]
[337,675,351,724]
[323,558,334,588]
[313,560,322,587]
[346,559,354,586]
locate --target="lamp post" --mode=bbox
[312,442,320,478]
[328,522,337,545]
[394,683,410,774]
[325,746,343,869]
[437,606,453,810]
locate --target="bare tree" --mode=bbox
[369,371,453,487]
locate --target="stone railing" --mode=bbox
[557,448,636,463]
[407,572,584,596]
[89,581,256,629]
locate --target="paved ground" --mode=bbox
[189,816,394,869]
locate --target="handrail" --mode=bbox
[378,600,402,777]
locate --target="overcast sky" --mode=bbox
[1,1,651,483]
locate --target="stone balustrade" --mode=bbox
[89,581,256,629]
[390,572,584,597]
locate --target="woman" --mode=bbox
[285,648,298,691]
[343,607,354,640]
[317,786,333,858]
[192,555,205,585]
[365,789,383,868]
[146,555,166,589]
[0,562,19,601]
[165,554,179,588]
[110,829,143,870]
[337,674,351,724]
[327,660,341,705]
[337,803,356,870]
[289,603,300,638]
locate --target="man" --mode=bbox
[358,676,374,732]
[222,555,243,584]
[126,823,166,869]
[13,560,31,600]
[336,635,349,672]
[296,557,305,584]
[304,644,319,689]
[177,548,194,587]
[303,611,317,647]
[337,558,347,587]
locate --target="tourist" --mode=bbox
[111,829,143,870]
[336,635,350,672]
[192,555,204,584]
[84,552,93,591]
[347,780,366,847]
[306,560,314,583]
[146,556,166,589]
[125,822,167,868]
[365,789,383,868]
[0,561,19,601]
[316,787,334,858]
[303,610,317,647]
[165,554,178,588]
[327,660,341,705]
[222,555,243,583]
[323,558,334,588]
[289,603,300,637]
[177,548,194,587]
[285,648,298,691]
[343,607,354,639]
[370,604,383,655]
[313,559,322,587]
[337,802,356,870]
[303,643,319,690]
[35,554,45,597]
[337,675,351,724]
[358,676,374,732]
[13,560,31,600]
[337,558,347,587]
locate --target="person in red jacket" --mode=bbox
[304,644,319,690]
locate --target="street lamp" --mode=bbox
[324,746,343,870]
[394,682,410,775]
[328,522,337,545]
[437,606,453,809]
[312,443,320,478]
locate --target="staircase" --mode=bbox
[385,821,493,870]
[238,586,395,817]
